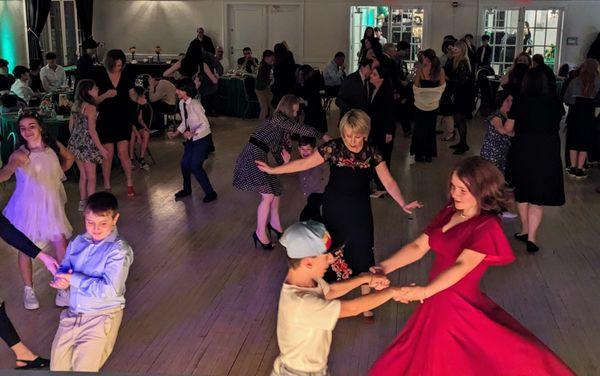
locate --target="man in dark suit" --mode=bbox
[476,34,493,70]
[335,58,373,119]
[188,27,215,55]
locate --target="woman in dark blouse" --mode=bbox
[94,49,136,196]
[257,109,421,321]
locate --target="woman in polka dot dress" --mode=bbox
[233,94,328,249]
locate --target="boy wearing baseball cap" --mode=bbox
[273,221,401,376]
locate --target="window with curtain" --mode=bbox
[40,0,81,66]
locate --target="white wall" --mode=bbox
[85,0,597,71]
[0,0,28,67]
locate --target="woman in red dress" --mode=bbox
[369,157,574,376]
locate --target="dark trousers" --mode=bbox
[181,135,215,195]
[299,193,324,222]
[373,138,394,191]
[0,302,20,347]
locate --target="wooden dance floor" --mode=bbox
[0,111,598,375]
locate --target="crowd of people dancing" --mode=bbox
[0,25,598,375]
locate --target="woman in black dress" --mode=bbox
[292,65,327,134]
[257,109,422,320]
[507,68,565,253]
[448,41,475,155]
[233,95,327,249]
[94,49,136,196]
[368,65,395,197]
[563,58,600,179]
[271,43,296,108]
[410,49,446,163]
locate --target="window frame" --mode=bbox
[38,0,81,66]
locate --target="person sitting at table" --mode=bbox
[76,38,99,86]
[323,51,346,97]
[40,52,67,92]
[214,46,225,76]
[10,66,35,105]
[28,59,44,93]
[0,59,15,94]
[145,75,177,129]
[0,93,24,114]
[237,47,259,73]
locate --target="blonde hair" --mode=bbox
[275,94,300,118]
[339,109,371,137]
[453,40,471,72]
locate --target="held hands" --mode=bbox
[361,272,390,290]
[400,200,424,215]
[49,269,73,290]
[393,284,429,304]
[37,252,59,276]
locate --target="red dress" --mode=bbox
[369,206,575,376]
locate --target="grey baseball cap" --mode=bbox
[280,221,332,259]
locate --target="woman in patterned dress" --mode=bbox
[480,90,514,174]
[233,94,328,249]
[67,79,108,211]
[257,109,422,320]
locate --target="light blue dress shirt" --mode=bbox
[58,229,134,313]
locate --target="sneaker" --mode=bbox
[566,167,577,177]
[174,190,192,199]
[55,289,69,307]
[501,211,518,220]
[77,200,87,212]
[575,169,588,180]
[23,286,39,310]
[140,160,150,171]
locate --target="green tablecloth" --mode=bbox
[218,76,259,118]
[0,115,70,164]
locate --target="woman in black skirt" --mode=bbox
[233,94,327,249]
[411,49,446,162]
[448,41,475,155]
[94,49,136,196]
[257,109,422,321]
[507,68,565,253]
[563,58,600,179]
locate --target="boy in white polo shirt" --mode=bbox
[273,221,401,376]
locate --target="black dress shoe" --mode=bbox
[514,233,528,243]
[174,190,192,199]
[203,192,218,203]
[526,241,539,253]
[15,357,49,370]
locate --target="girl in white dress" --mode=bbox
[2,113,75,310]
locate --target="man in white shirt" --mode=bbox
[10,66,35,105]
[272,221,399,376]
[374,27,387,44]
[40,52,67,92]
[322,52,346,97]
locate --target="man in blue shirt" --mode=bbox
[49,192,133,372]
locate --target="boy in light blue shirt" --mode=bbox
[49,192,133,372]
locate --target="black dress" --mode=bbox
[410,78,440,159]
[507,95,565,206]
[317,139,383,280]
[94,66,135,144]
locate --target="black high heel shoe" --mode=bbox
[252,232,274,250]
[267,223,283,239]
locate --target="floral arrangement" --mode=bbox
[128,46,136,61]
[38,96,56,117]
[331,248,352,280]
